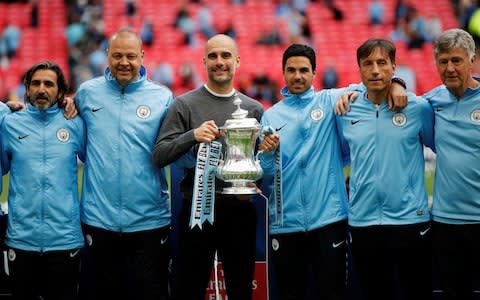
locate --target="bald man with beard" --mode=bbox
[153,34,263,300]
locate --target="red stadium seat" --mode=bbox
[0,0,459,98]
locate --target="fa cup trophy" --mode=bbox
[216,94,263,194]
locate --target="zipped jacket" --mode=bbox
[0,104,85,251]
[424,85,480,224]
[260,86,349,234]
[337,92,434,226]
[75,66,173,232]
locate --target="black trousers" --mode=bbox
[432,221,480,300]
[349,222,432,300]
[80,224,170,300]
[7,247,81,300]
[270,220,348,300]
[171,196,257,300]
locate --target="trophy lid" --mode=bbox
[221,94,261,129]
[231,93,248,119]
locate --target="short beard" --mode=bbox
[208,73,232,86]
[28,96,56,109]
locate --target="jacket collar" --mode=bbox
[281,86,315,103]
[462,78,480,99]
[27,103,60,120]
[104,65,147,92]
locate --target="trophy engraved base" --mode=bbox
[222,180,258,195]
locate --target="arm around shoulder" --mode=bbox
[418,96,435,152]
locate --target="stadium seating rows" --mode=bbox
[0,0,458,100]
[0,0,68,98]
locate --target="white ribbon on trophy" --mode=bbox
[272,142,283,226]
[190,141,222,229]
[261,125,283,226]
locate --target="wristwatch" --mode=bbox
[391,77,407,90]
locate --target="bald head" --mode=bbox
[108,28,143,50]
[203,34,240,93]
[205,34,238,57]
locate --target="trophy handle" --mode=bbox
[255,150,263,162]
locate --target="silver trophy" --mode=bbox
[216,94,263,194]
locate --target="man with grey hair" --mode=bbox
[426,28,480,300]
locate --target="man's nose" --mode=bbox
[214,56,225,65]
[38,83,47,92]
[119,55,129,64]
[446,61,455,72]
